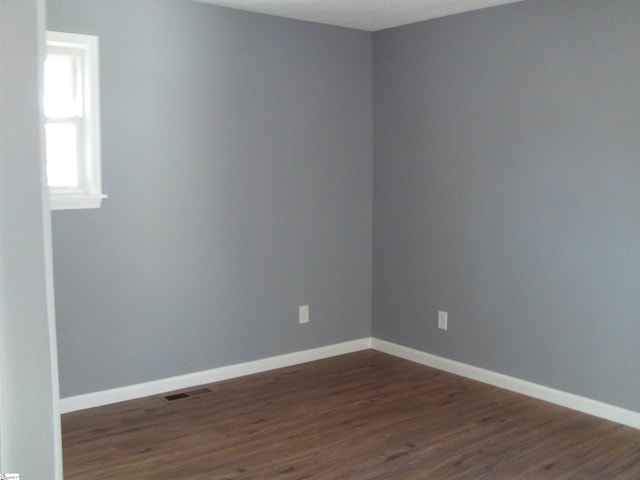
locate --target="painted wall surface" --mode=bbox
[0,0,63,477]
[373,0,640,411]
[47,0,373,397]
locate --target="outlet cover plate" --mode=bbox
[299,305,309,324]
[438,310,448,330]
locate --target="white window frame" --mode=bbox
[45,31,106,210]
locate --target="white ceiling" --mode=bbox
[192,0,527,31]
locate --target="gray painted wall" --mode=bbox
[0,0,63,477]
[49,0,640,415]
[373,0,640,411]
[47,0,373,397]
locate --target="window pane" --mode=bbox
[44,54,80,118]
[45,123,79,187]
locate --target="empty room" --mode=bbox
[1,0,639,478]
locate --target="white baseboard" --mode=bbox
[372,338,640,430]
[61,336,640,431]
[60,338,372,414]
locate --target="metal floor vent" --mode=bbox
[162,387,213,402]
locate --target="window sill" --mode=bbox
[50,193,108,210]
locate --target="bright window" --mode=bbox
[45,31,106,210]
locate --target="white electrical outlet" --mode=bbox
[438,310,448,331]
[299,305,309,324]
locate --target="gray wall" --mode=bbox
[373,0,640,411]
[49,0,640,414]
[0,0,63,477]
[47,0,373,397]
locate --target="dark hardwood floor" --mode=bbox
[62,350,640,479]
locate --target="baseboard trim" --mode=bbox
[61,336,640,431]
[372,338,640,430]
[60,338,372,414]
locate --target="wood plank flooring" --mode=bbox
[62,350,640,479]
